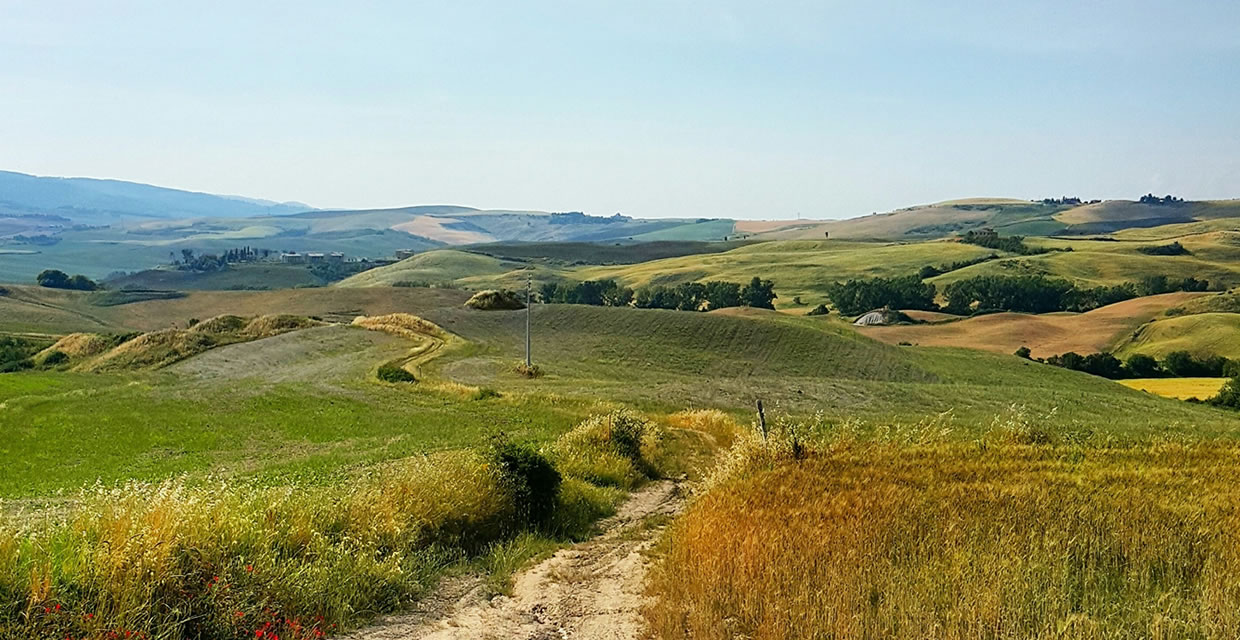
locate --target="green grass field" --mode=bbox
[1115,313,1240,359]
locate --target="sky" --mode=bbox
[1,1,1238,220]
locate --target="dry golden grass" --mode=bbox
[646,435,1240,639]
[664,409,742,448]
[33,332,112,363]
[859,292,1202,358]
[350,312,445,340]
[76,315,321,372]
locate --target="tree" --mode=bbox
[1014,346,1032,359]
[739,277,777,309]
[65,274,98,291]
[36,269,70,289]
[1124,354,1161,378]
[827,275,936,316]
[704,281,742,310]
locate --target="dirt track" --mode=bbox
[345,480,683,640]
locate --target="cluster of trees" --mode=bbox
[35,269,98,291]
[1137,241,1190,256]
[826,275,936,316]
[634,277,776,311]
[917,254,999,279]
[540,277,776,311]
[1018,347,1239,381]
[958,230,1051,256]
[1139,194,1185,205]
[943,274,1209,315]
[540,279,634,307]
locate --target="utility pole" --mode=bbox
[525,273,532,368]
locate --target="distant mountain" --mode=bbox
[0,170,315,222]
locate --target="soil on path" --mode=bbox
[345,480,683,640]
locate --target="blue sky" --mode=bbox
[1,1,1237,219]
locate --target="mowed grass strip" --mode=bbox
[646,440,1240,639]
[1119,377,1227,400]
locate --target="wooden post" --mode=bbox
[757,399,767,442]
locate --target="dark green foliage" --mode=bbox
[1163,351,1229,378]
[1062,282,1139,312]
[1043,349,1231,381]
[37,269,98,291]
[944,275,1073,314]
[958,230,1049,256]
[740,277,777,310]
[826,275,937,316]
[806,304,830,316]
[0,336,46,372]
[1014,346,1032,359]
[376,363,417,383]
[541,279,633,307]
[630,279,770,312]
[918,254,999,279]
[1138,275,1209,295]
[487,436,562,527]
[1125,354,1162,378]
[1138,241,1190,256]
[1211,377,1240,409]
[1044,352,1126,379]
[40,350,69,367]
[1139,193,1185,205]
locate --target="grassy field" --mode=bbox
[1119,377,1228,400]
[647,436,1240,639]
[1115,313,1240,359]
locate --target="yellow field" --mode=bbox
[646,438,1240,639]
[1119,377,1227,400]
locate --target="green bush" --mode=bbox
[552,410,661,488]
[377,363,417,383]
[487,437,562,528]
[806,304,829,316]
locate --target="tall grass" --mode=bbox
[0,409,662,640]
[645,426,1240,639]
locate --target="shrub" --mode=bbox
[806,304,829,316]
[465,289,526,310]
[486,437,562,528]
[377,363,417,383]
[1138,241,1190,256]
[1014,346,1032,359]
[1208,377,1240,409]
[39,350,69,367]
[552,410,661,488]
[36,269,98,290]
[515,362,542,378]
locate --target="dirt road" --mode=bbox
[346,480,683,640]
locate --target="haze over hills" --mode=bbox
[3,169,1240,284]
[0,170,315,223]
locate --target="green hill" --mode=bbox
[1115,313,1240,360]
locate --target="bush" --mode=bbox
[377,363,417,383]
[515,362,542,378]
[1138,241,1190,256]
[40,350,69,367]
[1014,346,1032,359]
[552,410,661,488]
[1209,377,1240,409]
[806,304,830,316]
[487,437,562,528]
[465,289,526,310]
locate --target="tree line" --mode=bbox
[825,273,1210,316]
[1018,347,1239,381]
[540,277,776,311]
[957,230,1058,256]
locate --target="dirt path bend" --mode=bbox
[346,480,683,640]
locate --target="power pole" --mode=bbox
[525,274,532,368]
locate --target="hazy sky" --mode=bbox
[2,1,1238,219]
